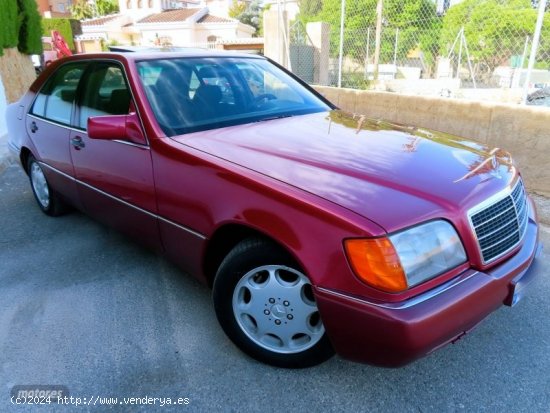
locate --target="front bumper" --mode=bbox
[315,217,541,367]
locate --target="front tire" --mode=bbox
[27,155,68,216]
[213,238,334,368]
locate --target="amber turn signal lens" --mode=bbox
[344,238,408,293]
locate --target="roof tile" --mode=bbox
[138,8,201,23]
[197,14,234,24]
[81,14,120,26]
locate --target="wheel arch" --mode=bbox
[20,147,32,174]
[203,223,304,288]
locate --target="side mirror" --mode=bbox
[87,113,146,145]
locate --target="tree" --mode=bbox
[70,0,94,19]
[1,0,19,50]
[440,0,550,75]
[17,0,43,54]
[298,0,322,17]
[298,0,441,69]
[70,0,119,20]
[228,0,262,35]
[95,0,119,15]
[229,0,247,19]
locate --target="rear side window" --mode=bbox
[31,63,87,125]
[77,63,132,130]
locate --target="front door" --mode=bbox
[70,61,161,251]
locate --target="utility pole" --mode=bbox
[373,0,383,81]
[523,0,547,104]
[337,0,346,88]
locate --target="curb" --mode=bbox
[532,194,550,227]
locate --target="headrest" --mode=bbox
[193,84,222,104]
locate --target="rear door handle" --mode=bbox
[71,136,85,150]
[30,121,38,133]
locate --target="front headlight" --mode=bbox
[344,220,467,293]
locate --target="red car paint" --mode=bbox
[7,52,541,366]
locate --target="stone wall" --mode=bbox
[0,48,37,104]
[314,86,550,197]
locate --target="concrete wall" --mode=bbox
[314,86,550,197]
[263,9,289,68]
[306,22,330,86]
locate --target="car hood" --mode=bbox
[172,110,516,233]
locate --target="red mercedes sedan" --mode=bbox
[7,51,542,368]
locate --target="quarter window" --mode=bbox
[31,63,87,125]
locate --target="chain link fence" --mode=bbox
[287,0,549,103]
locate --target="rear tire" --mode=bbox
[27,155,68,216]
[213,237,334,368]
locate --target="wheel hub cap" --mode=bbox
[270,304,287,319]
[30,162,50,209]
[232,265,324,354]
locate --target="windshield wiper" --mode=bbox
[255,114,293,122]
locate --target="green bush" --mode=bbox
[1,0,19,50]
[17,0,43,54]
[0,0,43,56]
[42,18,78,51]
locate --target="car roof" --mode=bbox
[65,50,266,63]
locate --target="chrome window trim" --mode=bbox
[27,58,151,147]
[28,114,85,134]
[27,115,150,150]
[39,161,205,240]
[112,139,150,149]
[28,61,90,127]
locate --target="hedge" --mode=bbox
[42,18,80,51]
[0,0,42,57]
[0,0,19,56]
[17,0,43,55]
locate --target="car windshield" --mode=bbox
[136,57,330,136]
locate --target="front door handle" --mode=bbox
[30,121,38,133]
[71,136,85,150]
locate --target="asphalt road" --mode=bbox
[1,164,549,413]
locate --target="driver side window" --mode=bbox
[77,63,132,130]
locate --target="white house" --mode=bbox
[76,0,255,51]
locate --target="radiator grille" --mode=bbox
[469,179,529,264]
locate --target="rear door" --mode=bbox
[69,61,161,251]
[26,62,88,206]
